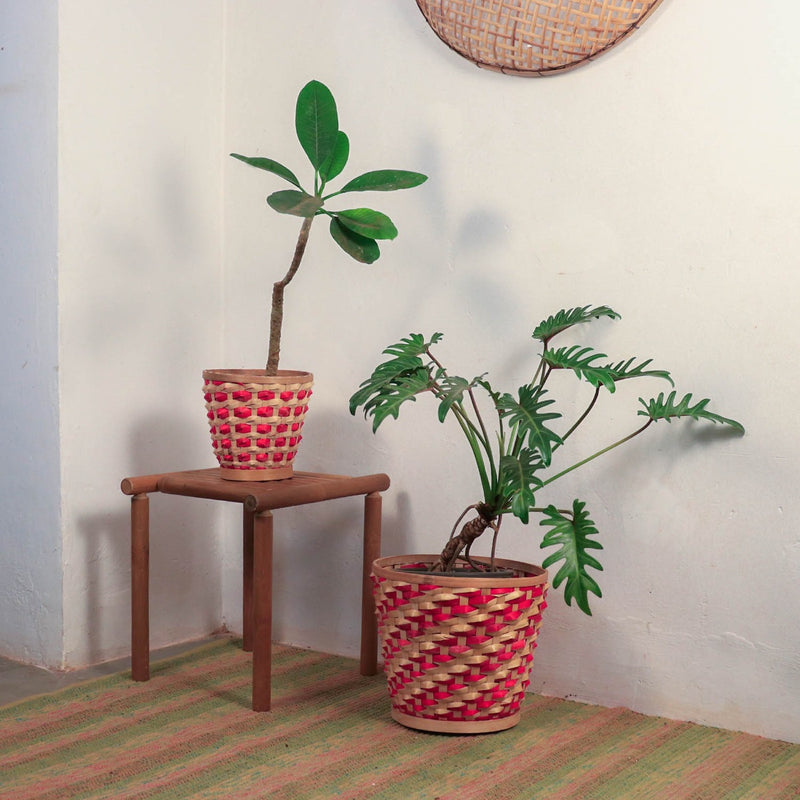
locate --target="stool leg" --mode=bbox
[131,493,150,681]
[252,510,273,711]
[360,492,382,676]
[242,508,254,653]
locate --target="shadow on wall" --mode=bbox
[74,413,222,667]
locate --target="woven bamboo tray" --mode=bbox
[416,0,665,76]
[372,555,549,733]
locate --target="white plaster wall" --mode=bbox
[223,1,800,742]
[0,1,63,666]
[57,1,227,666]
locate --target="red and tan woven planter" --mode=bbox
[202,369,313,481]
[371,555,549,734]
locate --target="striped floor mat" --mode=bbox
[1,639,797,799]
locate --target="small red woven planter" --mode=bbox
[372,555,549,734]
[202,369,313,481]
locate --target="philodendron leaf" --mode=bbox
[638,391,745,433]
[543,345,617,392]
[539,500,603,615]
[496,386,563,467]
[267,190,323,217]
[605,357,673,386]
[350,333,444,427]
[319,131,350,186]
[336,208,398,240]
[329,217,380,264]
[229,153,303,190]
[382,332,443,359]
[533,305,620,345]
[435,374,486,423]
[350,366,432,432]
[499,450,543,524]
[334,170,428,195]
[295,80,339,170]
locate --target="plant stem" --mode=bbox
[539,418,654,489]
[560,385,602,444]
[266,215,315,375]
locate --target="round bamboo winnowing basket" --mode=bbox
[372,555,549,733]
[416,0,665,76]
[202,369,313,481]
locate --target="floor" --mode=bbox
[0,636,223,707]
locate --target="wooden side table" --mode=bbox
[120,468,389,711]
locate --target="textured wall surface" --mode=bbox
[0,1,62,667]
[57,0,227,666]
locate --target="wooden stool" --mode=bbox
[121,468,389,711]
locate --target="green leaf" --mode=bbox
[335,209,398,240]
[436,375,485,423]
[496,386,563,467]
[295,80,339,170]
[605,357,674,387]
[329,217,380,263]
[539,500,603,615]
[638,391,745,433]
[543,345,617,392]
[230,153,303,190]
[533,305,620,345]
[319,131,349,185]
[382,332,443,359]
[349,334,444,427]
[267,190,323,217]
[350,363,432,432]
[349,356,424,411]
[334,170,428,195]
[499,450,543,524]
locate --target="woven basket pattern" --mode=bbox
[416,0,664,75]
[203,372,313,473]
[372,557,548,725]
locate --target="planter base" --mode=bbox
[218,464,295,482]
[391,708,520,734]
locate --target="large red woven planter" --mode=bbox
[372,555,548,734]
[202,369,313,481]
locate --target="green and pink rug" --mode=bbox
[1,639,797,799]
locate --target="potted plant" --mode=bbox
[350,305,744,732]
[204,80,427,480]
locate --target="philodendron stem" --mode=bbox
[539,418,654,489]
[266,215,315,375]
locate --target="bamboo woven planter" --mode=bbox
[372,555,549,733]
[202,369,313,481]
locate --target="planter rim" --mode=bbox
[202,368,313,383]
[372,554,547,589]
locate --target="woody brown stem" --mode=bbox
[266,215,315,375]
[432,504,495,572]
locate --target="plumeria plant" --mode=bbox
[350,305,744,614]
[231,79,427,375]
